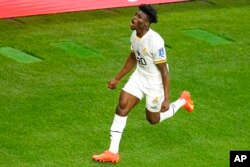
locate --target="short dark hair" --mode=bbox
[139,4,158,24]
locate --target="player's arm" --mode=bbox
[156,63,170,112]
[108,52,137,90]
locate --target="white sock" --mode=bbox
[109,114,127,154]
[160,99,185,122]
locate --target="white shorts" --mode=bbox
[122,71,164,112]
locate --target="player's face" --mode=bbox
[130,10,149,30]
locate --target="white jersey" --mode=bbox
[130,29,167,86]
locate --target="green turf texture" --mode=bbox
[0,0,249,166]
[51,41,101,58]
[0,47,42,63]
[184,28,233,45]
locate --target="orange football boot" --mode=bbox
[92,150,120,163]
[180,91,194,112]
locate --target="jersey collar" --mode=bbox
[136,28,152,41]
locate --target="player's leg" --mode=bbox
[159,91,194,122]
[145,89,164,124]
[92,79,142,163]
[92,90,140,163]
[146,110,160,125]
[108,90,140,154]
[108,74,143,155]
[115,90,140,116]
[145,91,194,124]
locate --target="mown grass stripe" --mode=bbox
[0,47,42,63]
[184,28,234,45]
[51,41,101,58]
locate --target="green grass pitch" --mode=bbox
[0,0,249,166]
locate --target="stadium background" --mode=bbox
[0,0,186,18]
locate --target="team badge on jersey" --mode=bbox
[158,48,165,57]
[152,97,159,104]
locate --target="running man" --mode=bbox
[92,4,194,163]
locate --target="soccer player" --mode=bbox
[92,4,194,163]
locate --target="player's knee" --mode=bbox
[146,116,160,125]
[146,110,160,125]
[116,103,128,116]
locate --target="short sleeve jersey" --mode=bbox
[130,29,167,84]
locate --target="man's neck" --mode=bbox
[136,27,149,38]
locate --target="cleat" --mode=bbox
[180,91,194,112]
[92,150,120,163]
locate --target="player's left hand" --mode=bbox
[161,99,170,112]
